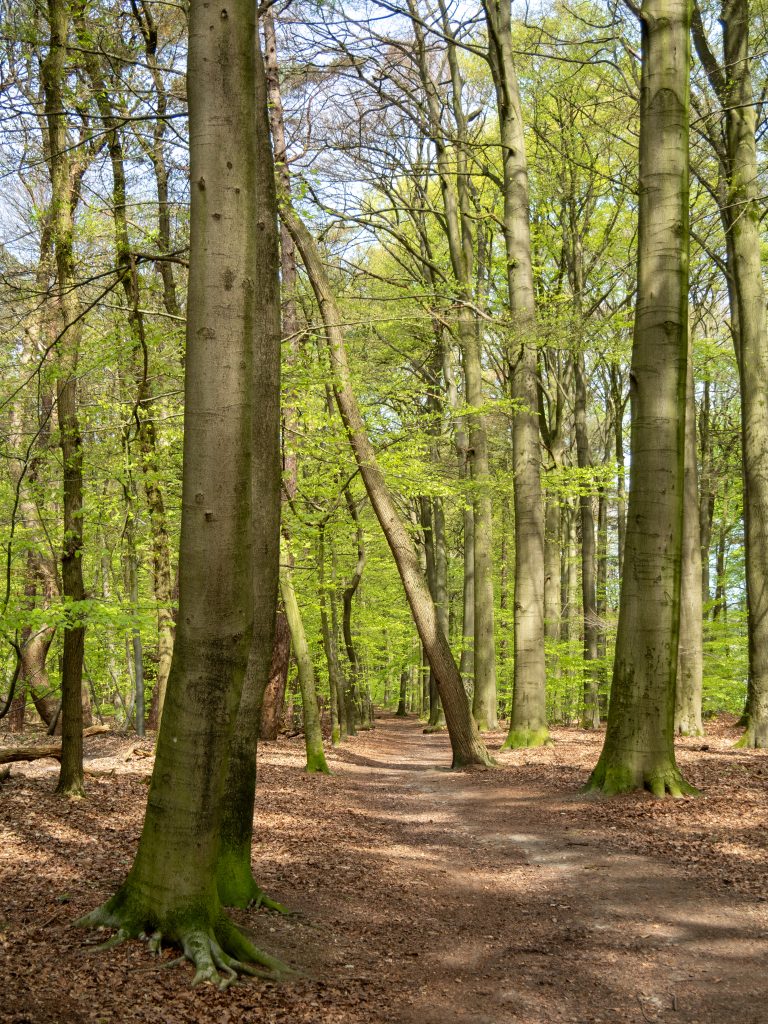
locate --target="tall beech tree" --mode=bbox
[691,0,768,748]
[587,0,696,796]
[79,0,286,982]
[482,0,548,748]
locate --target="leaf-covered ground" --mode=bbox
[1,714,767,1023]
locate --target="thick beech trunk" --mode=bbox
[283,209,492,768]
[79,0,287,983]
[216,39,282,909]
[587,0,695,796]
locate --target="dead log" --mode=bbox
[0,725,110,765]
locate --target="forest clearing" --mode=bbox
[1,713,767,1024]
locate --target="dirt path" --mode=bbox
[1,714,767,1023]
[256,716,768,1024]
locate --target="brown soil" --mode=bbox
[1,713,767,1024]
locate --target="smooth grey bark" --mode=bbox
[216,35,283,911]
[692,0,768,747]
[483,0,548,748]
[587,0,695,796]
[282,208,492,768]
[79,0,287,981]
[675,333,704,736]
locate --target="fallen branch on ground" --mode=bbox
[0,725,110,765]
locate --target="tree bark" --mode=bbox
[42,0,86,797]
[260,607,290,741]
[675,332,704,736]
[483,0,548,748]
[280,561,330,775]
[79,0,287,981]
[587,0,696,796]
[692,0,768,747]
[282,209,492,768]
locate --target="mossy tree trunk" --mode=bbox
[79,0,287,983]
[215,37,282,911]
[42,0,87,797]
[280,557,330,775]
[586,0,696,797]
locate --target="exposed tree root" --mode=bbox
[422,724,447,734]
[77,895,294,989]
[584,760,699,798]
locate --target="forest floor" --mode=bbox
[1,714,767,1024]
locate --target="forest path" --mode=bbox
[2,714,767,1024]
[254,714,768,1024]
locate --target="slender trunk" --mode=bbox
[396,670,408,717]
[260,607,290,740]
[676,333,704,736]
[587,0,695,796]
[280,562,330,774]
[319,527,348,745]
[483,0,548,747]
[283,209,492,767]
[574,353,600,728]
[42,0,85,796]
[698,380,714,614]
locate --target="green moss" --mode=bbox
[584,757,699,798]
[502,726,552,750]
[305,748,331,774]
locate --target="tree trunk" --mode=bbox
[79,0,287,981]
[319,527,349,745]
[483,0,548,748]
[693,1,768,748]
[574,353,600,729]
[282,209,492,768]
[396,670,408,717]
[675,333,704,736]
[42,0,86,797]
[260,607,290,741]
[587,0,695,796]
[280,563,330,775]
